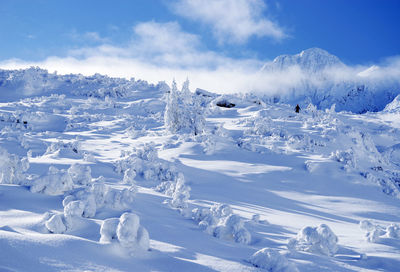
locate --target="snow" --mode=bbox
[116,212,150,252]
[1,66,400,271]
[99,213,150,253]
[359,220,400,242]
[287,224,339,256]
[100,217,120,243]
[249,248,298,272]
[30,166,74,195]
[45,214,67,234]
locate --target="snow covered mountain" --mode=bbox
[261,48,400,113]
[262,47,344,73]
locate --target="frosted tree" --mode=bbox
[164,79,205,135]
[164,79,181,133]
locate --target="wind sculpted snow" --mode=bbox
[0,71,400,271]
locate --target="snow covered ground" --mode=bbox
[1,68,400,271]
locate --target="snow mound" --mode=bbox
[0,148,29,184]
[192,203,251,244]
[249,248,298,272]
[100,212,150,252]
[288,224,338,256]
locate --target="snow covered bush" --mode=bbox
[45,214,67,234]
[63,200,85,229]
[159,172,190,210]
[45,140,82,157]
[359,220,400,242]
[63,190,96,218]
[329,129,400,197]
[30,166,74,195]
[192,203,251,244]
[68,164,92,185]
[116,145,191,210]
[115,144,177,183]
[63,182,136,217]
[288,224,338,256]
[44,182,136,234]
[164,79,205,135]
[0,148,29,184]
[103,186,136,210]
[100,218,120,243]
[331,149,356,170]
[386,224,400,239]
[100,212,150,252]
[31,164,93,196]
[331,130,384,171]
[249,248,298,272]
[213,214,251,244]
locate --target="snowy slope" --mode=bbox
[1,70,400,271]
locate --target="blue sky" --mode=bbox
[1,0,399,91]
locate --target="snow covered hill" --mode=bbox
[1,69,400,271]
[0,67,169,102]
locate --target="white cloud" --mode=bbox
[68,30,109,44]
[132,21,200,55]
[83,32,108,43]
[170,0,286,44]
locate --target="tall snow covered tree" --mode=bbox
[164,79,205,135]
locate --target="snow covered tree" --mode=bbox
[164,79,205,135]
[164,79,181,133]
